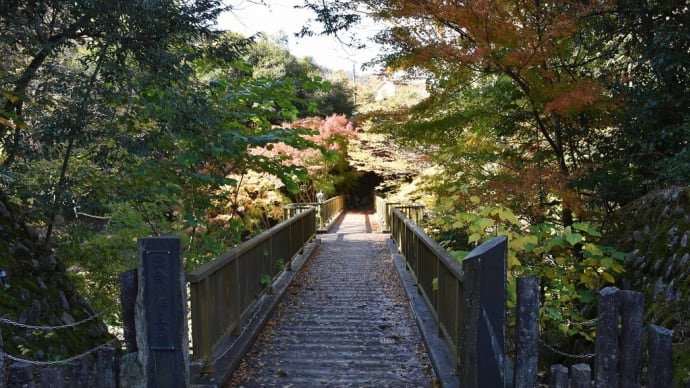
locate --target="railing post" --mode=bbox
[317,202,324,230]
[230,256,242,334]
[137,236,188,388]
[459,252,480,383]
[460,236,507,388]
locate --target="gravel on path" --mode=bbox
[228,210,435,387]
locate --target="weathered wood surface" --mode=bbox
[229,211,435,386]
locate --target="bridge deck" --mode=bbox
[228,210,435,387]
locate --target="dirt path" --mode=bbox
[228,210,435,387]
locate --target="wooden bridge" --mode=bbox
[177,196,508,387]
[0,196,677,387]
[229,210,434,386]
[117,195,510,387]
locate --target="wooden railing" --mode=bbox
[282,195,344,231]
[375,195,424,231]
[186,209,316,366]
[389,206,508,387]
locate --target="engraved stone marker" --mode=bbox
[137,236,188,388]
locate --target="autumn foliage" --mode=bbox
[253,114,357,171]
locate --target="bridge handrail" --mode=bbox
[283,195,344,230]
[186,208,316,365]
[389,206,507,387]
[374,195,424,231]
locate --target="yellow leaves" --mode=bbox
[511,234,537,252]
[600,271,615,284]
[476,217,495,230]
[1,91,29,130]
[583,243,602,257]
[2,91,20,104]
[544,268,557,280]
[579,269,599,289]
[507,253,521,268]
[497,207,518,224]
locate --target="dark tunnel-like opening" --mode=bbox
[340,171,383,210]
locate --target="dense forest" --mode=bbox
[1,0,689,383]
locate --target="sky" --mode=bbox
[217,0,384,74]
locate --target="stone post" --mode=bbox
[619,290,644,387]
[549,364,569,388]
[647,325,672,388]
[8,362,35,388]
[119,268,138,353]
[39,367,64,388]
[0,328,5,388]
[514,275,539,388]
[136,236,188,388]
[570,364,592,388]
[595,286,620,387]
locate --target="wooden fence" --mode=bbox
[382,196,677,387]
[0,205,321,387]
[374,195,424,231]
[388,205,508,387]
[186,208,316,370]
[514,275,675,388]
[282,195,344,231]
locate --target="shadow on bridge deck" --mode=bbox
[226,210,437,387]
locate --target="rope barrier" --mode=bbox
[0,307,112,331]
[538,338,595,360]
[0,339,119,366]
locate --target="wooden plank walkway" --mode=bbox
[228,211,435,387]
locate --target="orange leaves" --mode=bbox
[544,79,604,116]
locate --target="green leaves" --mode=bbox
[564,226,583,246]
[572,222,602,237]
[433,199,627,345]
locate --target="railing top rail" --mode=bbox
[186,208,315,283]
[391,207,463,280]
[283,196,341,208]
[464,235,508,262]
[375,195,423,208]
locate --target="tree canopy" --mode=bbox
[0,0,359,352]
[301,0,688,214]
[300,0,690,370]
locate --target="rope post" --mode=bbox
[595,287,620,387]
[514,275,539,387]
[0,328,5,387]
[8,362,34,387]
